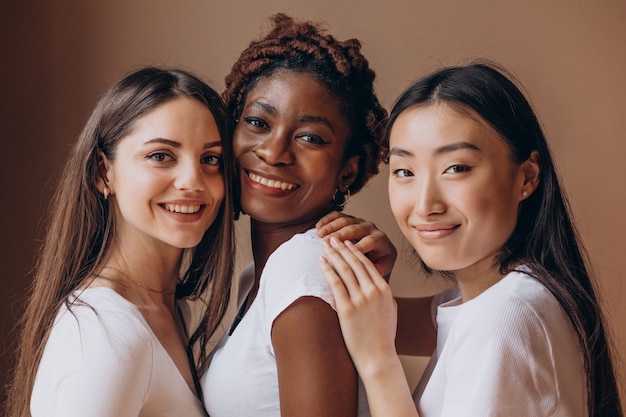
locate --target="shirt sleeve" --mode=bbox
[259,231,335,342]
[32,303,154,417]
[439,295,559,417]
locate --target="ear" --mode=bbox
[338,155,360,191]
[519,150,540,201]
[96,150,114,195]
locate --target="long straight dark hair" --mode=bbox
[5,67,235,417]
[386,62,622,417]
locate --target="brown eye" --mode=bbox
[244,117,269,130]
[146,152,173,162]
[297,133,328,145]
[202,155,222,166]
[392,168,413,178]
[444,165,472,174]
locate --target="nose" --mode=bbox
[174,159,206,191]
[414,175,445,217]
[253,131,294,166]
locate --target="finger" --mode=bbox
[321,240,362,298]
[316,212,358,237]
[320,256,352,308]
[316,211,352,231]
[328,238,379,293]
[345,241,390,289]
[351,233,378,254]
[322,223,366,242]
[315,211,341,229]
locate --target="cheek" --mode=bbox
[231,127,245,157]
[388,184,412,224]
[115,167,160,197]
[231,128,248,156]
[468,188,519,237]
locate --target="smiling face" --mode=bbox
[388,103,528,293]
[233,70,357,228]
[101,96,225,254]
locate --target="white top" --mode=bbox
[201,228,370,417]
[413,268,586,417]
[31,287,206,417]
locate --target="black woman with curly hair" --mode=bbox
[200,13,388,417]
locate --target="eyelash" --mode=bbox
[391,164,472,178]
[392,168,413,178]
[444,165,472,174]
[202,155,222,166]
[146,152,172,162]
[297,133,328,145]
[244,117,269,130]
[146,152,222,166]
[244,117,329,145]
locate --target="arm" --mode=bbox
[272,296,359,417]
[316,211,397,279]
[318,213,436,355]
[320,238,420,417]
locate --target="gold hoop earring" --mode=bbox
[332,186,351,209]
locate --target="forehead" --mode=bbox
[246,70,340,109]
[390,103,513,158]
[119,97,220,145]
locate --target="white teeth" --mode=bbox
[248,172,296,190]
[164,204,201,214]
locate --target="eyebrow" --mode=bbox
[144,138,222,149]
[389,141,480,158]
[299,114,333,131]
[434,141,480,155]
[246,101,277,115]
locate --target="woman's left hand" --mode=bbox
[316,211,397,279]
[320,237,398,379]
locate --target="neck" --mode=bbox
[97,245,182,310]
[453,259,506,302]
[249,217,318,282]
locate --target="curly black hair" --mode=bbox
[223,13,387,199]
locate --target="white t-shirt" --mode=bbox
[201,228,370,417]
[413,268,586,417]
[31,287,206,417]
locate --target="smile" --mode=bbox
[248,172,297,190]
[163,204,202,214]
[415,223,460,239]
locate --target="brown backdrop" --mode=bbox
[2,0,625,409]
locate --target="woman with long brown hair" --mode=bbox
[6,66,235,417]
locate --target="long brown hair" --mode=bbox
[5,67,235,417]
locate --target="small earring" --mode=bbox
[103,186,110,200]
[522,190,528,198]
[332,185,351,209]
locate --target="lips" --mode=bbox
[247,171,297,191]
[415,223,460,239]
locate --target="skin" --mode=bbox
[388,103,537,300]
[94,96,225,395]
[233,69,362,417]
[321,102,539,417]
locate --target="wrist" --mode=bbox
[356,349,404,383]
